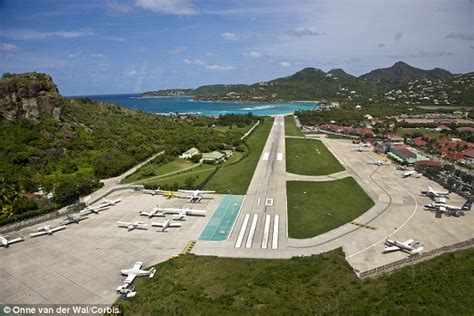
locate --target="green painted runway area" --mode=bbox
[199,195,244,241]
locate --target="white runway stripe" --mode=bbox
[277,153,283,161]
[235,214,250,248]
[245,214,259,248]
[262,214,271,249]
[262,152,269,160]
[272,215,279,250]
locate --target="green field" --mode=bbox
[396,127,442,139]
[122,158,196,184]
[286,138,344,175]
[140,164,216,188]
[203,120,273,194]
[284,115,303,136]
[115,248,474,315]
[287,178,374,238]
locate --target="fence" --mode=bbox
[356,237,474,279]
[0,185,141,235]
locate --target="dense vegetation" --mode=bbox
[116,248,474,315]
[287,178,374,238]
[0,79,258,225]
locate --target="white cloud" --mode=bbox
[279,61,292,68]
[168,46,187,54]
[287,28,326,37]
[105,0,131,13]
[184,58,205,65]
[88,53,105,59]
[244,51,262,58]
[184,58,193,64]
[221,32,238,40]
[206,64,235,71]
[134,0,197,15]
[194,59,205,65]
[128,69,138,75]
[0,43,18,52]
[206,52,217,57]
[2,29,95,40]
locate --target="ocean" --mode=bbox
[78,94,319,116]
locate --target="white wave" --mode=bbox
[241,105,277,110]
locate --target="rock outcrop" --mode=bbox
[0,72,65,122]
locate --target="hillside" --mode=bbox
[360,61,453,85]
[142,61,469,106]
[0,73,257,226]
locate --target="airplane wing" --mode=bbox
[169,222,182,227]
[151,222,164,227]
[410,247,424,254]
[198,190,215,194]
[7,237,24,245]
[188,210,206,215]
[51,226,66,233]
[117,222,131,227]
[139,212,150,216]
[401,239,414,247]
[29,231,48,238]
[178,190,194,193]
[383,246,400,252]
[161,208,181,214]
[133,262,143,270]
[79,209,92,216]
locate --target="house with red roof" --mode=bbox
[456,126,474,133]
[411,137,427,147]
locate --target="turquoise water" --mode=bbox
[199,195,244,241]
[78,94,319,116]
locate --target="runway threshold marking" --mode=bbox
[262,214,271,249]
[272,215,279,250]
[277,153,283,161]
[235,214,250,248]
[262,152,269,160]
[182,240,197,255]
[245,214,259,248]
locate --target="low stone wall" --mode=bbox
[0,185,141,235]
[356,238,474,278]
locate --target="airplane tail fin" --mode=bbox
[462,200,472,211]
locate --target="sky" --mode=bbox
[0,0,473,96]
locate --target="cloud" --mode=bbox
[244,51,262,58]
[221,32,239,40]
[206,64,235,71]
[287,28,326,37]
[168,46,187,54]
[128,69,138,75]
[184,58,205,65]
[2,29,95,40]
[377,43,386,48]
[445,33,474,41]
[386,50,454,58]
[279,61,292,68]
[205,52,217,57]
[134,0,197,15]
[394,32,403,41]
[0,43,18,52]
[88,53,105,59]
[105,0,131,13]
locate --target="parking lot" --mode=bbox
[0,190,223,304]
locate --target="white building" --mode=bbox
[180,147,199,159]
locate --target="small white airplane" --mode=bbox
[152,219,182,232]
[424,200,471,212]
[80,204,109,215]
[139,208,165,218]
[63,214,88,225]
[117,221,148,232]
[384,239,424,255]
[0,236,24,248]
[367,160,389,166]
[157,208,206,220]
[29,225,66,238]
[178,189,215,203]
[117,262,156,298]
[401,171,422,178]
[100,198,122,207]
[396,165,409,171]
[421,186,450,198]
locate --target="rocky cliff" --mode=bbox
[0,72,65,122]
